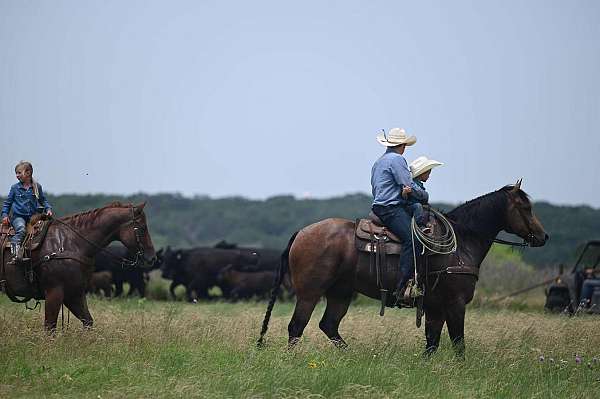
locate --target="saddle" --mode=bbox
[354,207,441,318]
[0,215,52,303]
[355,212,403,254]
[1,214,53,252]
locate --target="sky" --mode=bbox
[1,0,599,207]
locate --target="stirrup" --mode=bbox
[393,284,411,307]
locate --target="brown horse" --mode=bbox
[0,202,156,330]
[258,182,548,357]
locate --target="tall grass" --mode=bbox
[1,295,598,398]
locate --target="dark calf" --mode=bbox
[217,265,275,301]
[88,271,113,298]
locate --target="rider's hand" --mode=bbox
[1,216,9,226]
[401,186,412,199]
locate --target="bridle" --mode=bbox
[493,197,538,248]
[51,205,149,268]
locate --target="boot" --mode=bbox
[7,243,18,265]
[393,274,411,307]
[8,243,30,265]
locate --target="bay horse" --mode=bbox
[258,182,548,357]
[0,202,156,330]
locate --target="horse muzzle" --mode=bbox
[529,233,549,247]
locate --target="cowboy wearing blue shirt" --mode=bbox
[1,161,53,264]
[371,128,421,302]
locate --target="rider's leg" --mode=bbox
[8,216,28,264]
[579,279,600,308]
[408,203,426,226]
[373,205,417,296]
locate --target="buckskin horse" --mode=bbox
[258,181,548,357]
[0,202,156,330]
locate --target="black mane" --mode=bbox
[445,185,529,238]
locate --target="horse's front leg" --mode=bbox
[445,301,466,360]
[423,307,445,357]
[65,294,94,328]
[44,285,64,331]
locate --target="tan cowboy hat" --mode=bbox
[410,156,443,178]
[376,128,417,147]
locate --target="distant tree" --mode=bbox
[2,192,595,268]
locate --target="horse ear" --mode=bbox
[134,202,147,214]
[512,178,522,192]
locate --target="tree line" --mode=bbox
[3,192,598,268]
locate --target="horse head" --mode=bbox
[503,179,549,247]
[116,202,157,265]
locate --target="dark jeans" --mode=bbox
[372,204,421,289]
[580,279,600,306]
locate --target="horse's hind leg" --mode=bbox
[44,286,64,331]
[319,282,353,348]
[65,294,93,328]
[288,296,321,349]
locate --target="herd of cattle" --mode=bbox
[89,241,292,301]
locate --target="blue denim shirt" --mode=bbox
[408,178,429,205]
[2,182,52,219]
[371,149,413,207]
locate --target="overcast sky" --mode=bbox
[1,0,599,207]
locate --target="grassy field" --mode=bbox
[1,294,599,399]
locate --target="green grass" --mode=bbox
[1,295,599,398]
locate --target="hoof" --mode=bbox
[287,337,300,350]
[331,339,348,349]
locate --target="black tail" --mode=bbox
[257,231,298,347]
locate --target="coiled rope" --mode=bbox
[409,208,458,298]
[411,208,457,256]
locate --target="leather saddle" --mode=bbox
[1,214,52,252]
[355,212,403,255]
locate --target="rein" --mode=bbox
[50,206,147,268]
[492,237,528,247]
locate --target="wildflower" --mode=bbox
[308,361,318,369]
[575,355,582,365]
[539,355,545,362]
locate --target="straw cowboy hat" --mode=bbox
[376,128,417,147]
[410,156,443,178]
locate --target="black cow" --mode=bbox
[214,241,280,273]
[94,244,154,297]
[159,246,259,301]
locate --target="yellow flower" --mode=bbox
[308,361,318,369]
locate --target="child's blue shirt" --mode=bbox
[408,178,429,205]
[2,182,52,219]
